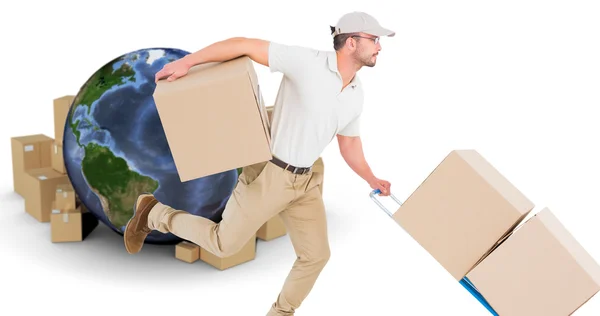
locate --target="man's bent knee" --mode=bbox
[317,246,331,267]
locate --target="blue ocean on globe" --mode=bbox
[62,47,239,244]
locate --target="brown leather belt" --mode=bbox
[270,156,312,175]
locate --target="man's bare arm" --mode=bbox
[337,134,376,183]
[155,37,270,82]
[337,134,391,195]
[181,37,270,67]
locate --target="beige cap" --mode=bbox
[331,12,395,37]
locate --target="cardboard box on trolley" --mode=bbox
[152,56,272,182]
[391,149,535,281]
[465,207,600,315]
[370,149,600,314]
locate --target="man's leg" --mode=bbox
[124,161,293,257]
[267,174,330,316]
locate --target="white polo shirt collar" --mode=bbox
[326,51,360,90]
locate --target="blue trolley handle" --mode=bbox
[369,189,403,217]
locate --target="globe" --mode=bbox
[63,47,240,244]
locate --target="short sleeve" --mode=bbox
[268,42,318,78]
[337,115,361,137]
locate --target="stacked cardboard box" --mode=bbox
[257,215,287,241]
[387,149,600,315]
[174,236,257,271]
[175,241,200,263]
[11,96,73,222]
[200,234,257,270]
[11,135,53,197]
[23,167,71,222]
[50,184,98,242]
[51,95,72,173]
[11,95,98,240]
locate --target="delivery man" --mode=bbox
[123,11,394,316]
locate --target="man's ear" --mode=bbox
[347,37,357,50]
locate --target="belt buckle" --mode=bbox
[288,164,310,175]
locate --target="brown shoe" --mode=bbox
[124,193,159,254]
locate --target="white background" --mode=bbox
[1,0,599,315]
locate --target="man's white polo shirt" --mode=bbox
[267,41,364,168]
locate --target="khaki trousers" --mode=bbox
[148,159,329,316]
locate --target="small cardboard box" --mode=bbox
[153,56,272,182]
[465,207,600,315]
[51,142,66,174]
[257,215,287,241]
[50,202,98,242]
[23,168,70,222]
[392,149,535,280]
[175,241,200,263]
[200,234,256,270]
[55,183,76,210]
[11,134,53,197]
[53,95,74,146]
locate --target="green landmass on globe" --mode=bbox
[81,142,159,228]
[68,54,161,229]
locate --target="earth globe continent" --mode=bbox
[62,47,240,244]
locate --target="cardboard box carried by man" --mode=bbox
[153,56,272,182]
